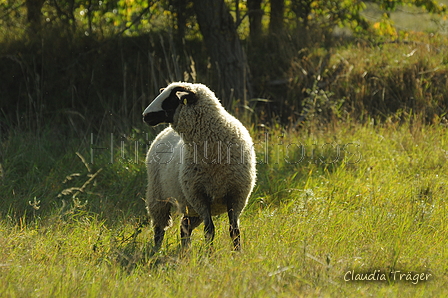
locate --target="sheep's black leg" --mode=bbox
[180,216,202,249]
[153,226,165,251]
[180,216,190,248]
[227,201,241,251]
[203,210,215,247]
[150,202,171,252]
[186,192,215,248]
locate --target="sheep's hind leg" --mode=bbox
[227,202,241,251]
[203,211,215,247]
[150,203,171,252]
[180,216,202,249]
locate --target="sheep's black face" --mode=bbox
[143,91,180,125]
[143,86,195,126]
[143,111,168,126]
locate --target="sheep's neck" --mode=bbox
[174,105,229,144]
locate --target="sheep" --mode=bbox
[142,82,256,251]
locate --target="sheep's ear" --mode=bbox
[176,90,198,106]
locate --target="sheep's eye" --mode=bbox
[162,93,181,111]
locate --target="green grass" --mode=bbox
[1,118,447,297]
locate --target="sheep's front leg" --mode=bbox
[153,226,165,251]
[186,192,215,248]
[149,202,171,252]
[203,212,215,246]
[180,216,202,249]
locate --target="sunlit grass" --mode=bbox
[1,117,447,297]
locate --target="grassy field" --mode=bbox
[1,116,447,297]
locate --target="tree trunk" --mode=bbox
[171,0,188,46]
[193,0,250,105]
[26,0,46,36]
[291,0,313,46]
[248,0,263,42]
[291,0,313,28]
[269,0,284,36]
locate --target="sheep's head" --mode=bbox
[143,84,198,126]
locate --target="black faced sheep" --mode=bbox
[143,82,256,251]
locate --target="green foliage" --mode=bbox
[1,1,446,41]
[278,0,447,38]
[373,0,447,13]
[0,0,176,39]
[300,80,346,123]
[301,0,369,32]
